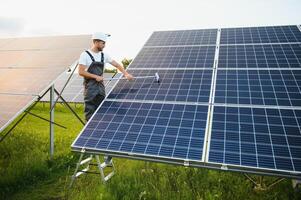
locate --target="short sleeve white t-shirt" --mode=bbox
[78,50,113,69]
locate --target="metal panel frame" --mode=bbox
[203,28,221,162]
[71,147,301,179]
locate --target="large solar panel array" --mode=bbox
[72,25,301,179]
[0,35,90,132]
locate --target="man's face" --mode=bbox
[94,40,105,51]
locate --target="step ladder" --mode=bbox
[69,149,115,188]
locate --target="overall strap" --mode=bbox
[85,50,95,62]
[101,52,104,63]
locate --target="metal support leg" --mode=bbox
[51,63,78,112]
[50,85,55,158]
[243,174,285,191]
[96,155,115,183]
[70,149,89,188]
[25,111,66,129]
[54,89,85,125]
[69,150,115,188]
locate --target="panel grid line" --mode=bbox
[276,109,295,171]
[203,28,221,162]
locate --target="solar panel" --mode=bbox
[0,68,67,94]
[209,25,301,177]
[108,69,212,103]
[0,38,13,48]
[129,46,216,69]
[145,29,217,46]
[220,25,301,44]
[218,44,301,69]
[0,35,91,132]
[0,94,36,130]
[0,37,54,50]
[0,49,84,69]
[0,51,27,68]
[0,35,90,50]
[72,101,208,161]
[72,28,215,164]
[208,106,301,173]
[214,69,301,107]
[106,73,123,93]
[72,25,301,178]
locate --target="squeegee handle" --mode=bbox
[103,75,155,81]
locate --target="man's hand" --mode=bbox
[95,75,103,82]
[125,73,134,81]
[110,60,134,81]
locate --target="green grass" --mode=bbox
[0,103,300,200]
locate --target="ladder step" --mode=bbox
[104,172,115,182]
[80,157,92,165]
[70,154,115,187]
[100,162,109,169]
[75,167,89,177]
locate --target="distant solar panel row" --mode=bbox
[0,49,83,69]
[0,35,91,132]
[0,35,90,50]
[0,68,66,94]
[0,94,35,129]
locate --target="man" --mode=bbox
[78,32,134,121]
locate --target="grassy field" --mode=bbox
[0,103,300,200]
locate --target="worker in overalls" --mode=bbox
[78,32,134,122]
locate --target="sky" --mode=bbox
[0,0,300,62]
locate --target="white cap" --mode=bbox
[91,32,111,42]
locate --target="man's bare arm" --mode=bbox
[110,60,134,80]
[78,64,103,82]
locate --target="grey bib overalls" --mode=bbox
[83,50,106,121]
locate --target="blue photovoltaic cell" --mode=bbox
[130,46,216,69]
[145,29,217,46]
[218,44,301,69]
[108,69,212,103]
[72,101,208,161]
[214,70,301,107]
[209,106,301,172]
[220,25,301,44]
